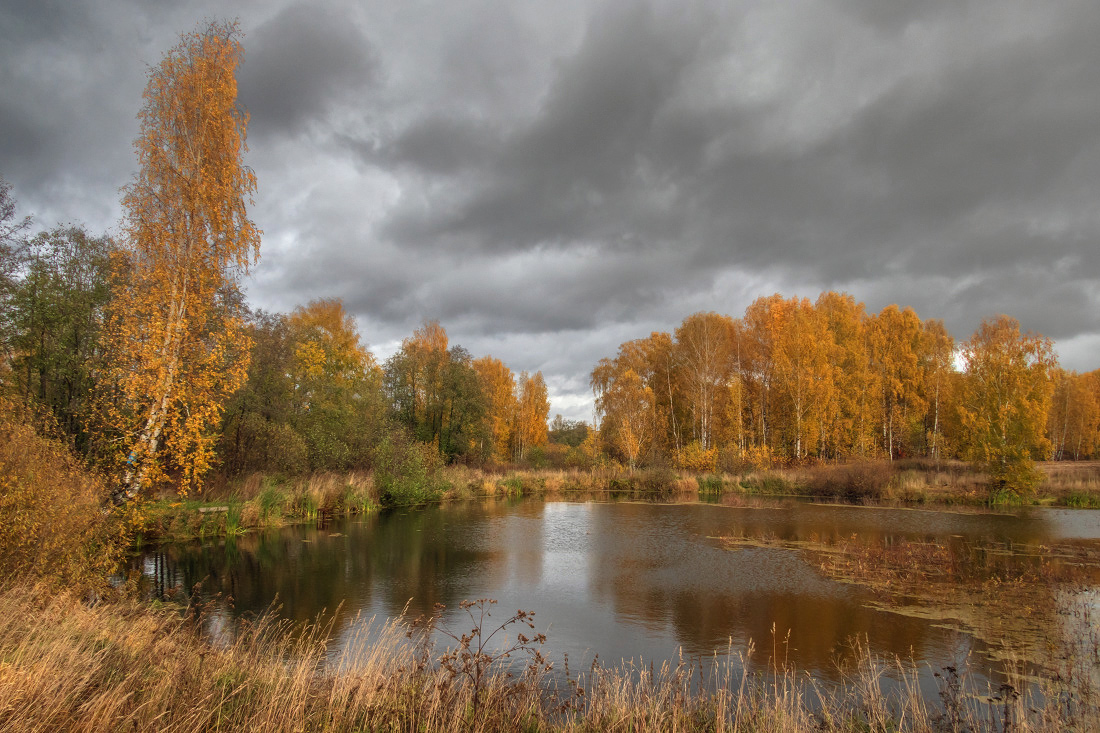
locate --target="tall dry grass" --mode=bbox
[0,581,1096,732]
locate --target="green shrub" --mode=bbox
[697,474,724,493]
[373,430,444,507]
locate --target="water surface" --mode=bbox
[140,498,1100,684]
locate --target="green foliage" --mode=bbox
[218,308,386,475]
[988,486,1026,506]
[502,475,525,497]
[373,428,444,506]
[548,414,590,447]
[257,481,286,522]
[1064,491,1100,509]
[739,472,796,495]
[384,339,489,463]
[342,482,376,514]
[3,225,113,450]
[697,474,724,493]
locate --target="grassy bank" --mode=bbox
[138,460,1100,542]
[0,582,1095,732]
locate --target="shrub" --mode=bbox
[802,461,893,500]
[675,442,717,472]
[373,429,444,507]
[0,398,124,587]
[697,474,724,493]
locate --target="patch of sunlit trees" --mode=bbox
[592,293,1100,491]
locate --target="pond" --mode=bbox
[139,497,1100,690]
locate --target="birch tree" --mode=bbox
[100,21,260,502]
[959,316,1055,493]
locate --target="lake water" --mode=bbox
[139,497,1100,688]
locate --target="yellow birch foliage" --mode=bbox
[815,291,876,458]
[289,298,375,386]
[473,356,517,463]
[959,315,1055,493]
[673,312,735,451]
[1047,368,1100,461]
[513,371,550,460]
[868,305,926,459]
[98,21,259,500]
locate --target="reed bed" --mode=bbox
[0,582,1096,732]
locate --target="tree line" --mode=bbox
[592,296,1098,490]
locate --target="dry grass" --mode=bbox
[0,580,1096,732]
[1037,461,1100,506]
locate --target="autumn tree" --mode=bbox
[741,296,783,453]
[1047,369,1100,461]
[592,336,664,466]
[385,320,451,451]
[0,176,32,364]
[98,21,260,502]
[512,371,549,461]
[673,312,735,452]
[920,319,955,461]
[218,311,305,475]
[288,298,381,468]
[958,315,1055,493]
[815,292,876,458]
[868,305,926,460]
[473,356,517,463]
[770,297,832,459]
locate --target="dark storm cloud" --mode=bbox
[378,2,708,252]
[4,0,1100,419]
[237,2,376,138]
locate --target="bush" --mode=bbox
[0,398,124,587]
[373,429,444,507]
[801,461,893,500]
[675,442,717,472]
[697,474,724,493]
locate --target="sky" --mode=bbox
[3,0,1099,422]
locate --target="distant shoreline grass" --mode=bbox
[138,460,1100,543]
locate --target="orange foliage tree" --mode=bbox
[473,356,516,463]
[512,371,550,460]
[958,315,1055,493]
[288,299,379,468]
[98,21,259,502]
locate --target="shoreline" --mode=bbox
[135,460,1100,544]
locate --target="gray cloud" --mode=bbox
[238,2,376,138]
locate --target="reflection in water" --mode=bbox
[138,499,1100,687]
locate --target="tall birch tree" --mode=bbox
[99,21,260,502]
